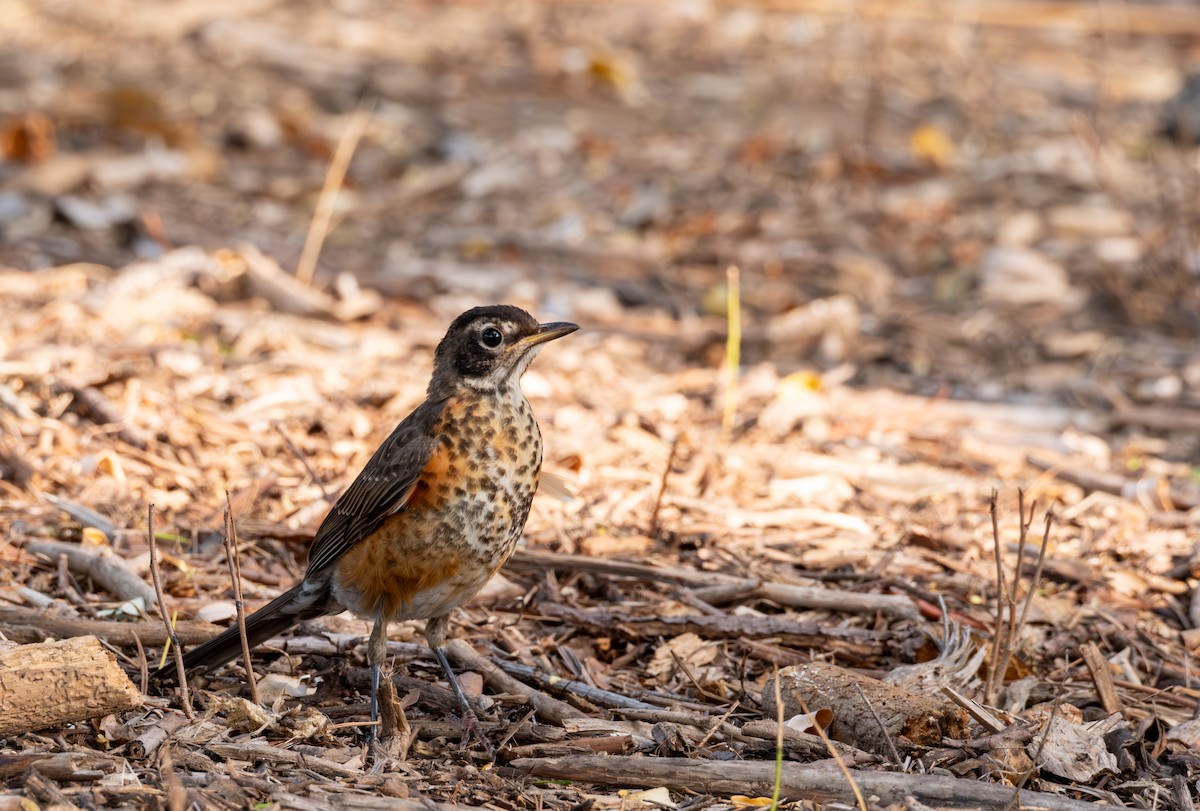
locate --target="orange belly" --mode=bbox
[331,389,541,622]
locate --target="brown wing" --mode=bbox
[302,396,448,578]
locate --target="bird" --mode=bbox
[158,305,577,751]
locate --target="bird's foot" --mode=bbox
[457,704,496,762]
[431,644,496,761]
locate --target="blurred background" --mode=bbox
[4,0,1200,412]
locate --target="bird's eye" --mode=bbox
[479,326,503,349]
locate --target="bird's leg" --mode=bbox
[425,615,494,760]
[364,608,388,744]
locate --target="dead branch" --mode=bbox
[443,638,588,723]
[0,605,220,646]
[0,635,141,736]
[500,660,660,711]
[25,539,156,607]
[510,547,757,587]
[126,713,188,759]
[537,602,885,655]
[507,754,1107,810]
[205,742,362,780]
[0,751,118,781]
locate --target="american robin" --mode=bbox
[160,305,577,748]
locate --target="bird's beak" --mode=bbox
[518,321,579,348]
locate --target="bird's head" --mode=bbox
[429,305,578,395]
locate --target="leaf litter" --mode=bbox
[2,1,1200,809]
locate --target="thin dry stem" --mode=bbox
[224,493,258,705]
[1016,507,1053,633]
[648,432,682,538]
[986,490,1051,707]
[668,646,727,704]
[273,420,332,503]
[1012,489,1032,614]
[1005,693,1066,811]
[694,700,740,751]
[790,688,867,811]
[853,682,902,766]
[720,265,741,441]
[147,503,193,720]
[770,666,783,811]
[132,633,147,696]
[295,99,373,286]
[985,490,1005,704]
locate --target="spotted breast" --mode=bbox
[331,384,542,625]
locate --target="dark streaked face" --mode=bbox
[430,305,577,394]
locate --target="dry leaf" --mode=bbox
[909,123,955,167]
[647,632,717,680]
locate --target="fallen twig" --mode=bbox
[272,791,493,811]
[0,751,119,781]
[507,754,1105,810]
[536,602,885,655]
[942,686,1006,734]
[126,713,187,759]
[696,580,920,620]
[512,549,918,619]
[443,638,587,724]
[205,742,361,779]
[1079,641,1122,715]
[273,421,333,503]
[24,767,78,807]
[25,538,156,607]
[0,605,219,646]
[498,660,658,711]
[510,547,754,587]
[853,683,902,766]
[739,720,874,763]
[50,378,150,450]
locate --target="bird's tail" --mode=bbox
[154,583,320,681]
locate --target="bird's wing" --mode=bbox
[302,397,448,578]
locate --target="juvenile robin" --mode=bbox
[162,305,577,749]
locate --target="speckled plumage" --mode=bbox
[331,383,543,637]
[163,306,576,747]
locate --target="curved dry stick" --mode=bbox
[223,495,258,705]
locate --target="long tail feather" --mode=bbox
[154,584,312,681]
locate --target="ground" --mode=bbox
[1,1,1200,809]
